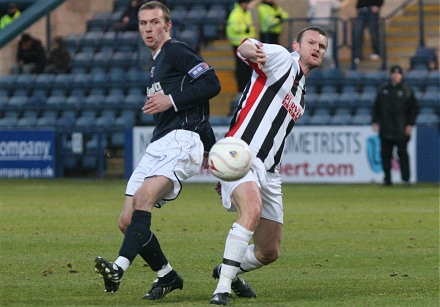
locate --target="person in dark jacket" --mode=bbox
[13,33,46,74]
[372,65,419,186]
[45,36,71,73]
[112,0,142,31]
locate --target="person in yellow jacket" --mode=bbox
[0,2,21,29]
[258,0,289,44]
[226,0,256,93]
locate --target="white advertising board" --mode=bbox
[132,126,416,183]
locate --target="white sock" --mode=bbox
[237,244,263,274]
[157,263,173,278]
[114,256,130,272]
[214,222,253,294]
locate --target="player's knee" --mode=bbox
[118,216,130,234]
[255,245,280,265]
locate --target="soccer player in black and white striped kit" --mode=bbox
[95,1,221,301]
[210,27,328,305]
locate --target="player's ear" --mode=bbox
[292,41,299,52]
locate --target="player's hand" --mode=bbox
[255,44,266,70]
[214,181,222,196]
[202,151,209,169]
[142,93,173,114]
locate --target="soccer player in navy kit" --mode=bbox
[210,27,328,305]
[95,1,220,300]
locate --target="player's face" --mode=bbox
[138,8,171,53]
[293,30,327,73]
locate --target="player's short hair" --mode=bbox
[296,26,327,45]
[138,1,171,23]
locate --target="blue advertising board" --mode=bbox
[0,130,56,178]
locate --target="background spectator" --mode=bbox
[0,2,21,29]
[112,0,142,31]
[372,65,419,186]
[226,0,256,94]
[45,36,71,73]
[12,33,46,74]
[353,0,383,64]
[307,0,349,68]
[257,0,289,44]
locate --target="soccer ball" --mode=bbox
[208,137,252,181]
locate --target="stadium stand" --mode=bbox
[0,0,438,178]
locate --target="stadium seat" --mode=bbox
[82,31,104,52]
[103,94,125,107]
[7,96,27,108]
[118,31,139,51]
[46,96,66,108]
[71,52,94,73]
[415,113,439,126]
[321,67,343,91]
[35,116,57,127]
[350,113,371,125]
[138,113,155,125]
[65,33,83,54]
[420,91,439,108]
[329,113,352,125]
[84,94,106,108]
[0,117,17,127]
[87,12,112,32]
[75,116,94,129]
[363,70,387,87]
[91,51,112,73]
[123,93,144,108]
[16,116,37,127]
[185,5,206,25]
[309,113,331,125]
[110,131,126,148]
[177,28,201,52]
[344,70,363,88]
[0,75,15,93]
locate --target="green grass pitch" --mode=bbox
[1,179,438,306]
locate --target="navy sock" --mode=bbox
[119,210,151,263]
[138,232,169,272]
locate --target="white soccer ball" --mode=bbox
[208,137,253,181]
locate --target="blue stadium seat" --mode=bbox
[71,52,94,73]
[104,94,125,107]
[118,31,139,51]
[124,93,145,108]
[16,116,37,127]
[7,96,27,108]
[35,116,57,127]
[206,4,227,22]
[176,28,200,52]
[91,51,112,73]
[138,113,155,125]
[87,12,112,32]
[65,33,83,54]
[101,31,117,52]
[363,70,387,87]
[416,113,439,126]
[85,94,106,108]
[82,31,104,52]
[420,91,439,108]
[0,75,16,93]
[0,117,17,127]
[308,113,331,125]
[185,5,206,24]
[321,67,343,90]
[350,113,371,125]
[46,96,66,108]
[329,113,352,125]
